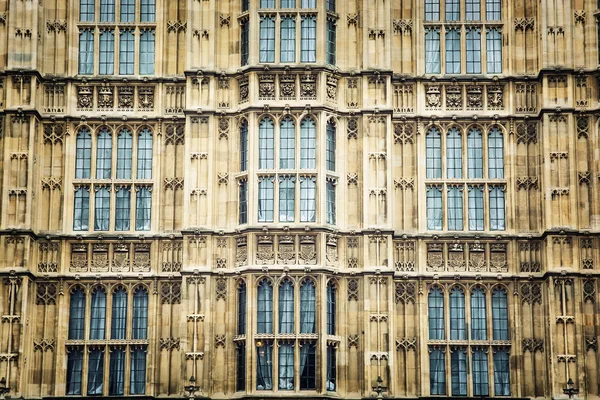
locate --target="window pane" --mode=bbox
[130,348,147,394]
[492,288,509,340]
[326,180,336,225]
[468,128,483,178]
[280,118,295,169]
[119,30,135,75]
[279,176,295,222]
[260,17,275,63]
[445,28,461,74]
[241,21,249,66]
[87,349,105,395]
[281,0,295,7]
[278,344,294,390]
[326,20,336,65]
[100,0,115,21]
[428,287,444,340]
[488,127,504,178]
[109,348,126,395]
[120,0,134,22]
[300,118,316,169]
[99,30,115,75]
[450,287,466,340]
[327,284,336,335]
[258,177,274,222]
[90,289,106,339]
[447,127,462,178]
[489,186,505,230]
[301,0,316,7]
[111,289,128,339]
[236,344,246,391]
[257,280,273,333]
[140,30,155,75]
[137,128,153,179]
[69,289,86,340]
[301,16,316,63]
[132,287,148,339]
[135,187,152,231]
[257,344,273,390]
[326,122,336,171]
[239,180,248,224]
[468,185,484,230]
[238,282,247,335]
[140,0,155,22]
[117,129,133,179]
[466,0,480,20]
[326,0,335,12]
[74,187,90,231]
[471,288,487,340]
[300,177,316,222]
[451,349,467,396]
[96,128,112,179]
[447,186,464,231]
[429,349,446,395]
[426,186,442,230]
[426,127,441,178]
[466,27,481,74]
[240,121,249,171]
[486,28,502,73]
[80,0,95,21]
[259,118,275,169]
[300,281,316,333]
[425,0,440,20]
[79,30,94,75]
[279,281,294,333]
[425,28,441,73]
[67,349,84,395]
[260,0,275,7]
[486,0,501,20]
[445,0,459,20]
[280,17,296,63]
[326,345,336,391]
[494,350,511,395]
[76,129,92,178]
[473,350,489,396]
[299,343,316,389]
[94,187,110,231]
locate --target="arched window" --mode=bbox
[447,127,462,178]
[137,128,153,179]
[257,280,273,334]
[467,128,483,178]
[492,288,509,340]
[109,348,126,395]
[473,349,489,396]
[90,287,107,340]
[69,288,86,340]
[76,128,92,179]
[279,280,294,334]
[237,282,247,335]
[119,30,135,75]
[259,118,274,169]
[78,30,94,74]
[111,287,128,339]
[300,280,316,333]
[300,118,316,169]
[326,121,336,171]
[139,30,155,75]
[280,117,295,169]
[426,127,442,178]
[116,129,133,179]
[471,287,487,340]
[96,128,112,179]
[326,282,336,335]
[428,287,444,339]
[493,349,510,395]
[449,287,465,340]
[451,348,467,395]
[488,127,504,178]
[240,121,248,172]
[132,287,148,339]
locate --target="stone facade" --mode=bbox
[0,0,599,399]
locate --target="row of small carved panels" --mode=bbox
[244,234,325,267]
[76,85,157,112]
[426,242,508,273]
[425,83,506,111]
[69,242,151,273]
[239,73,329,103]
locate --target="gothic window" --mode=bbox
[281,0,295,7]
[326,20,337,65]
[258,177,275,222]
[238,282,247,335]
[94,186,110,231]
[67,349,84,395]
[468,128,483,178]
[300,118,316,169]
[239,180,248,224]
[425,28,441,73]
[132,287,149,339]
[99,30,115,75]
[425,0,440,20]
[301,15,317,62]
[79,30,94,74]
[236,344,246,391]
[429,349,446,395]
[445,27,461,74]
[111,288,127,339]
[473,349,489,396]
[300,280,316,333]
[116,129,133,179]
[326,345,336,391]
[326,0,335,12]
[257,280,273,334]
[326,180,336,225]
[241,20,250,66]
[240,121,249,171]
[140,0,155,22]
[471,287,487,340]
[326,282,336,335]
[109,348,126,395]
[140,30,156,75]
[426,127,442,178]
[300,343,317,389]
[489,186,505,230]
[279,343,294,389]
[446,0,460,20]
[301,0,316,8]
[451,349,468,395]
[256,343,273,390]
[76,128,92,178]
[466,0,480,20]
[488,127,504,178]
[119,30,135,75]
[449,287,466,340]
[135,186,152,231]
[426,186,443,230]
[90,287,107,340]
[261,0,275,7]
[468,185,484,231]
[242,0,250,10]
[492,288,509,340]
[120,0,134,22]
[100,0,115,22]
[80,0,95,21]
[279,176,295,222]
[493,349,510,395]
[87,348,105,395]
[300,176,316,222]
[280,118,295,169]
[279,280,294,333]
[260,16,276,62]
[280,17,296,62]
[130,348,147,394]
[137,128,153,179]
[74,187,90,231]
[486,0,501,20]
[96,128,112,179]
[466,27,481,74]
[486,28,502,73]
[428,287,445,340]
[326,121,336,171]
[447,186,464,231]
[259,118,275,169]
[69,288,86,340]
[447,127,462,178]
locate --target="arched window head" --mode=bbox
[111,287,128,339]
[132,286,149,340]
[428,287,444,340]
[426,127,441,178]
[90,287,107,340]
[116,129,133,179]
[449,287,465,340]
[300,118,316,169]
[68,287,86,340]
[492,288,509,340]
[257,279,273,334]
[300,279,316,333]
[470,287,487,340]
[279,280,294,334]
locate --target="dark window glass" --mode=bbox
[300,177,316,222]
[115,187,131,231]
[67,349,84,395]
[450,287,466,340]
[76,129,92,178]
[488,127,504,178]
[137,128,153,179]
[238,282,247,335]
[119,30,135,75]
[486,28,502,73]
[74,187,90,231]
[79,30,94,75]
[494,349,511,395]
[69,288,86,340]
[489,186,506,230]
[468,185,484,231]
[326,0,335,12]
[473,350,489,396]
[300,343,316,389]
[87,349,105,395]
[471,288,487,340]
[445,28,461,74]
[445,0,459,20]
[486,0,501,20]
[239,180,248,224]
[327,283,336,335]
[140,0,155,22]
[94,186,110,231]
[279,344,294,390]
[242,0,250,11]
[426,186,442,230]
[447,127,462,178]
[425,0,440,20]
[80,0,95,21]
[258,177,274,222]
[241,21,249,66]
[135,186,152,231]
[111,288,128,339]
[260,17,275,62]
[326,20,336,65]
[280,17,296,63]
[96,128,112,179]
[300,281,316,333]
[280,118,295,169]
[140,30,155,75]
[256,344,273,390]
[257,280,273,333]
[240,121,248,171]
[425,28,441,73]
[90,288,107,340]
[466,27,482,74]
[279,281,294,333]
[326,180,336,225]
[132,287,148,339]
[451,349,467,396]
[428,287,444,339]
[261,0,275,7]
[429,349,446,395]
[100,0,115,21]
[468,128,483,178]
[466,0,480,20]
[447,186,463,231]
[492,288,509,340]
[326,345,336,391]
[99,30,115,75]
[130,348,147,394]
[117,129,133,179]
[120,0,134,22]
[236,344,246,391]
[426,127,442,178]
[109,348,125,395]
[259,118,275,169]
[279,176,295,222]
[300,118,316,169]
[326,121,336,171]
[301,16,316,62]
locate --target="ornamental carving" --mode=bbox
[393,123,414,144]
[521,282,542,305]
[34,339,55,352]
[97,86,114,109]
[238,76,249,102]
[347,278,359,300]
[300,74,316,99]
[583,279,596,303]
[445,85,462,110]
[118,86,134,110]
[425,85,441,109]
[490,243,508,273]
[36,282,58,305]
[466,85,483,109]
[77,86,93,110]
[326,75,338,101]
[347,118,358,139]
[427,243,444,272]
[258,74,275,99]
[348,334,359,348]
[215,334,226,348]
[347,13,359,26]
[215,277,228,301]
[43,124,65,144]
[516,123,537,144]
[396,337,417,351]
[160,281,182,304]
[138,86,155,110]
[235,237,248,267]
[256,235,274,264]
[517,176,539,190]
[159,337,181,350]
[522,338,544,352]
[46,20,67,32]
[586,336,598,352]
[514,18,535,31]
[487,85,504,109]
[279,74,296,98]
[347,173,358,185]
[133,244,151,272]
[578,172,591,186]
[165,123,185,145]
[394,178,414,191]
[393,19,412,35]
[278,235,296,264]
[299,235,317,264]
[395,282,416,304]
[167,20,187,33]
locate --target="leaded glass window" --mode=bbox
[425,28,441,73]
[494,349,510,395]
[135,186,152,231]
[111,288,127,339]
[137,128,153,179]
[468,128,483,178]
[96,128,112,179]
[428,287,444,340]
[486,28,502,73]
[489,186,505,230]
[326,20,336,65]
[238,282,247,335]
[492,288,509,340]
[466,0,480,20]
[76,129,92,179]
[430,349,446,395]
[74,187,90,231]
[446,28,461,74]
[67,349,84,395]
[466,27,481,74]
[300,280,316,333]
[471,288,487,340]
[99,30,115,75]
[87,349,105,395]
[488,127,504,178]
[299,343,316,389]
[239,180,248,224]
[132,287,148,339]
[119,30,135,75]
[447,186,464,231]
[301,16,316,63]
[240,121,249,171]
[280,118,295,169]
[236,344,246,391]
[279,280,294,334]
[327,283,336,335]
[450,287,466,340]
[260,16,275,63]
[468,185,484,230]
[326,180,336,225]
[486,0,501,20]
[326,121,336,171]
[80,0,95,21]
[425,0,440,20]
[259,118,275,169]
[94,187,110,231]
[257,344,273,390]
[130,349,147,394]
[140,30,155,75]
[300,176,316,222]
[241,20,249,66]
[445,0,459,20]
[109,349,125,395]
[258,177,274,222]
[90,288,107,340]
[69,288,86,340]
[280,17,296,63]
[300,118,316,169]
[116,129,133,179]
[279,344,294,390]
[100,0,115,22]
[473,350,489,396]
[451,349,467,396]
[140,0,155,22]
[426,127,442,178]
[120,0,134,22]
[279,176,295,222]
[257,280,273,334]
[79,30,95,74]
[447,127,462,178]
[427,186,443,230]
